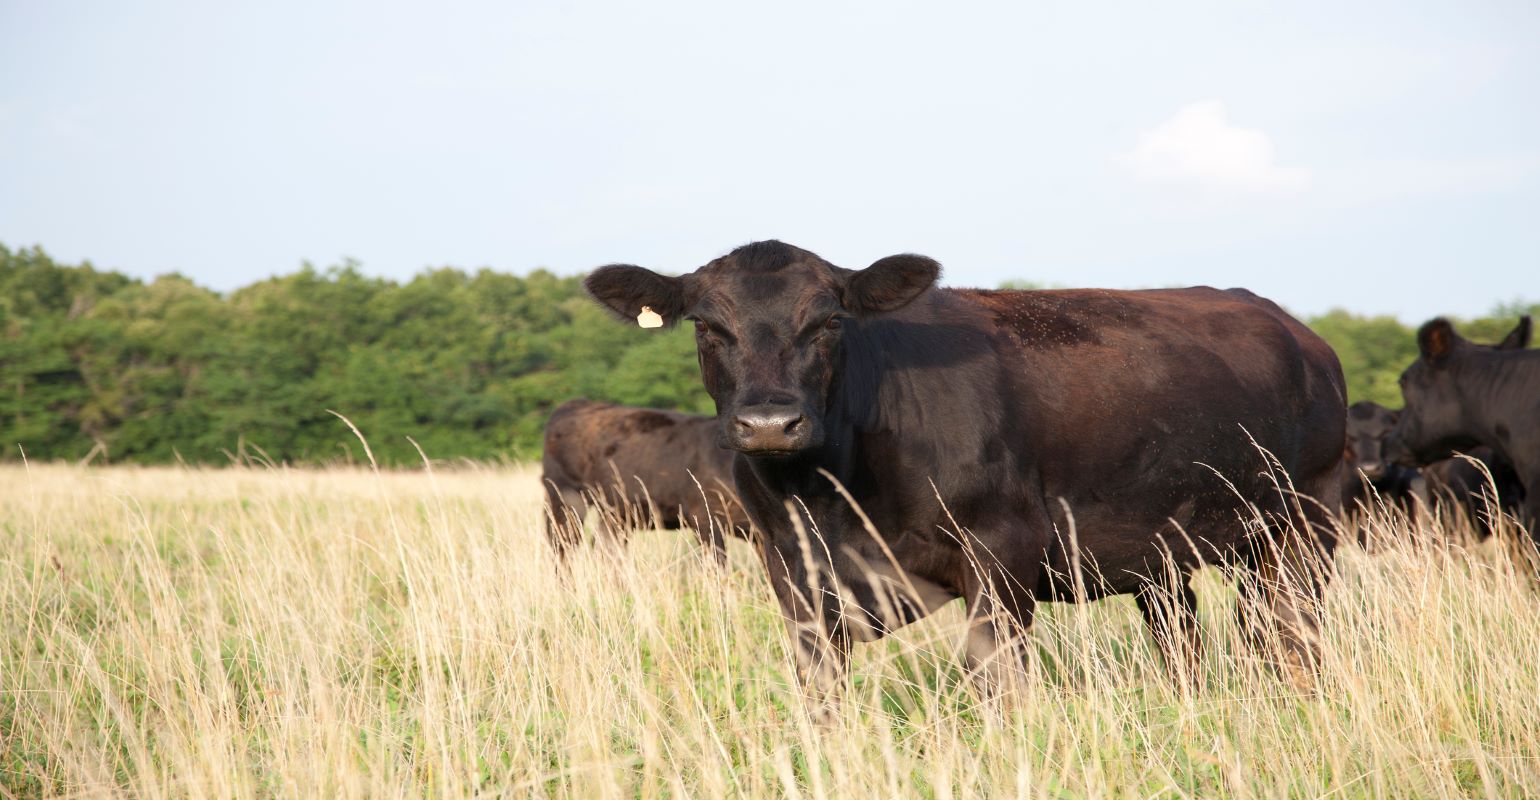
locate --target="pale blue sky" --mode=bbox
[2,0,1536,321]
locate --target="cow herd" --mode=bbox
[1342,316,1531,534]
[1385,316,1538,528]
[542,240,1536,696]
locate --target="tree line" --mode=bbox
[2,243,1533,466]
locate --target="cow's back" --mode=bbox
[541,398,618,491]
[973,286,1344,481]
[950,285,1346,585]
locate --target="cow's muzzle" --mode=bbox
[727,404,816,454]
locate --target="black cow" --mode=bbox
[1421,448,1526,534]
[1387,316,1537,531]
[586,240,1346,694]
[1342,401,1422,510]
[1342,400,1522,535]
[541,398,754,560]
[1346,322,1530,534]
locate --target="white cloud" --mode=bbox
[1120,100,1310,194]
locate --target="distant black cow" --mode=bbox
[586,240,1346,694]
[1342,401,1422,510]
[1386,316,1537,532]
[1342,399,1522,534]
[1421,448,1526,534]
[541,399,754,560]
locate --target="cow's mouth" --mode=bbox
[736,446,808,458]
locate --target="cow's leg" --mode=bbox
[683,482,732,565]
[1521,474,1540,551]
[952,511,1054,697]
[759,540,849,718]
[591,489,633,552]
[737,465,855,718]
[783,613,849,720]
[1134,574,1201,689]
[543,479,587,560]
[957,539,1042,697]
[960,579,1036,697]
[1247,537,1328,689]
[695,514,730,565]
[681,495,730,565]
[1244,468,1339,689]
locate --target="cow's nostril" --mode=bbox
[783,415,805,435]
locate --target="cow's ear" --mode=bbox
[843,254,940,315]
[584,265,687,327]
[1417,318,1463,364]
[1496,316,1531,351]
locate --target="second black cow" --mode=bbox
[1345,401,1524,535]
[1387,316,1538,532]
[1342,401,1421,510]
[542,398,754,560]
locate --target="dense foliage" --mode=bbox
[2,243,1533,465]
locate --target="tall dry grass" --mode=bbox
[2,460,1538,798]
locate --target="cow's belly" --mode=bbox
[1028,480,1257,598]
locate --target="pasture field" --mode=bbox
[3,460,1539,798]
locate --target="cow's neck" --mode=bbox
[824,290,998,490]
[1456,351,1540,457]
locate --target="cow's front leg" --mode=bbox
[783,612,850,713]
[760,539,850,717]
[960,575,1037,696]
[956,513,1050,697]
[1135,574,1202,689]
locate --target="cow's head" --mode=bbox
[1386,315,1529,466]
[584,241,939,455]
[1345,401,1399,480]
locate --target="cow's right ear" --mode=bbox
[1417,317,1463,364]
[584,265,687,328]
[1496,315,1532,351]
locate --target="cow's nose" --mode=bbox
[730,405,809,453]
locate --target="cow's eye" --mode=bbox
[694,320,709,334]
[824,317,842,332]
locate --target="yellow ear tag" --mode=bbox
[636,306,664,328]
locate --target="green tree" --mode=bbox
[1,241,1534,464]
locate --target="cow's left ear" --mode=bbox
[1417,318,1463,364]
[1496,315,1531,351]
[843,254,940,315]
